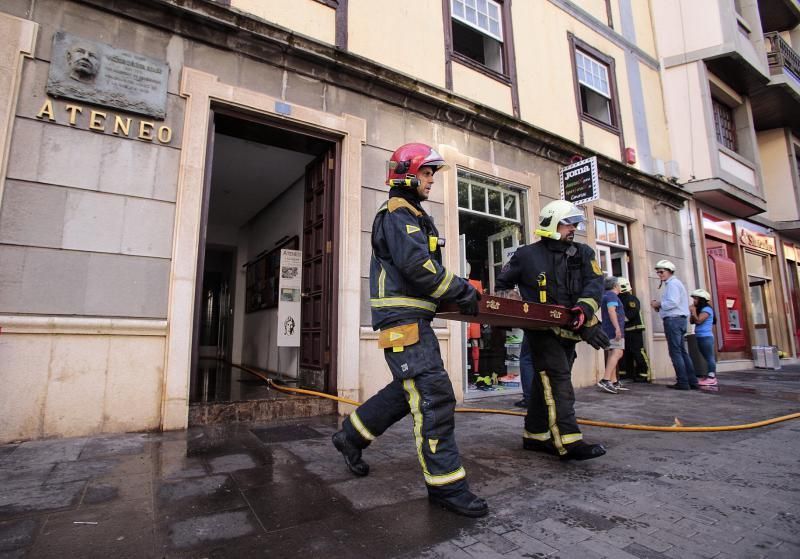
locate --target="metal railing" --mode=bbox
[765,32,800,82]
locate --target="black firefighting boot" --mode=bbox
[428,485,488,518]
[522,438,559,456]
[560,441,606,461]
[331,430,369,477]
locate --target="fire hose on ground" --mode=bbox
[228,361,800,433]
[226,295,800,433]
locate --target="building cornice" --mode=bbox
[74,0,689,207]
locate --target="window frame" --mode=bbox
[457,168,523,224]
[445,0,513,85]
[712,96,739,153]
[568,34,622,134]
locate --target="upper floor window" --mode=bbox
[457,170,520,222]
[712,97,738,152]
[451,0,505,74]
[575,49,614,127]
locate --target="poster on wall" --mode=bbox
[277,249,302,347]
[559,156,599,206]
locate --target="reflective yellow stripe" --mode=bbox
[425,467,466,486]
[370,297,437,312]
[349,411,375,441]
[523,430,551,441]
[539,371,566,456]
[403,379,466,486]
[641,348,652,380]
[430,269,453,298]
[561,433,583,445]
[378,267,386,298]
[577,297,599,314]
[403,378,428,475]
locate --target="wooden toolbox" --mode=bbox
[437,296,575,329]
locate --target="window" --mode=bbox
[576,49,614,126]
[457,170,520,222]
[450,0,505,74]
[712,97,738,152]
[594,216,629,278]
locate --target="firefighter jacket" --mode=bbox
[495,238,603,339]
[620,292,645,331]
[370,196,471,330]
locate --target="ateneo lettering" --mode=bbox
[35,98,172,145]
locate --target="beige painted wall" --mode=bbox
[651,0,724,59]
[451,62,513,115]
[348,0,446,88]
[661,63,714,182]
[513,0,668,167]
[231,0,336,44]
[575,0,612,25]
[758,129,799,222]
[0,320,165,443]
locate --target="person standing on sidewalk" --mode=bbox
[650,260,699,390]
[618,278,651,383]
[496,200,610,461]
[690,289,718,387]
[331,143,488,518]
[598,276,627,394]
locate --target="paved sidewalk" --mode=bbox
[1,366,799,558]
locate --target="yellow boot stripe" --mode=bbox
[403,379,430,477]
[425,467,466,486]
[523,430,552,441]
[539,371,566,455]
[349,411,375,441]
[561,433,583,444]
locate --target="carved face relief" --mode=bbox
[66,45,100,81]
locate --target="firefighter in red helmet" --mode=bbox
[332,143,488,517]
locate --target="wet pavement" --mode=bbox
[1,365,799,558]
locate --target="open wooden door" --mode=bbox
[300,147,336,391]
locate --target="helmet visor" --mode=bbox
[559,213,586,231]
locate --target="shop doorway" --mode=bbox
[189,111,338,412]
[456,169,527,398]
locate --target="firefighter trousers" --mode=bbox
[342,319,467,490]
[522,329,583,455]
[623,329,651,381]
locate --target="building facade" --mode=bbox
[0,0,734,443]
[652,0,800,369]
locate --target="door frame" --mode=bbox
[162,68,366,431]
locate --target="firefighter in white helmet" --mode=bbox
[496,199,610,461]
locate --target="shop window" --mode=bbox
[569,36,619,131]
[457,170,520,222]
[712,97,738,153]
[450,0,505,75]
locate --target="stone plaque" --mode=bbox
[46,32,169,119]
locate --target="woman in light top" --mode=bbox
[690,289,717,386]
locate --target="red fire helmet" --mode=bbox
[386,143,448,186]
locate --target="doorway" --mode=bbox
[190,111,338,409]
[456,169,527,398]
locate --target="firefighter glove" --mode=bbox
[569,302,594,331]
[457,285,481,316]
[580,323,610,350]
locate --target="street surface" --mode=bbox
[1,366,799,558]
